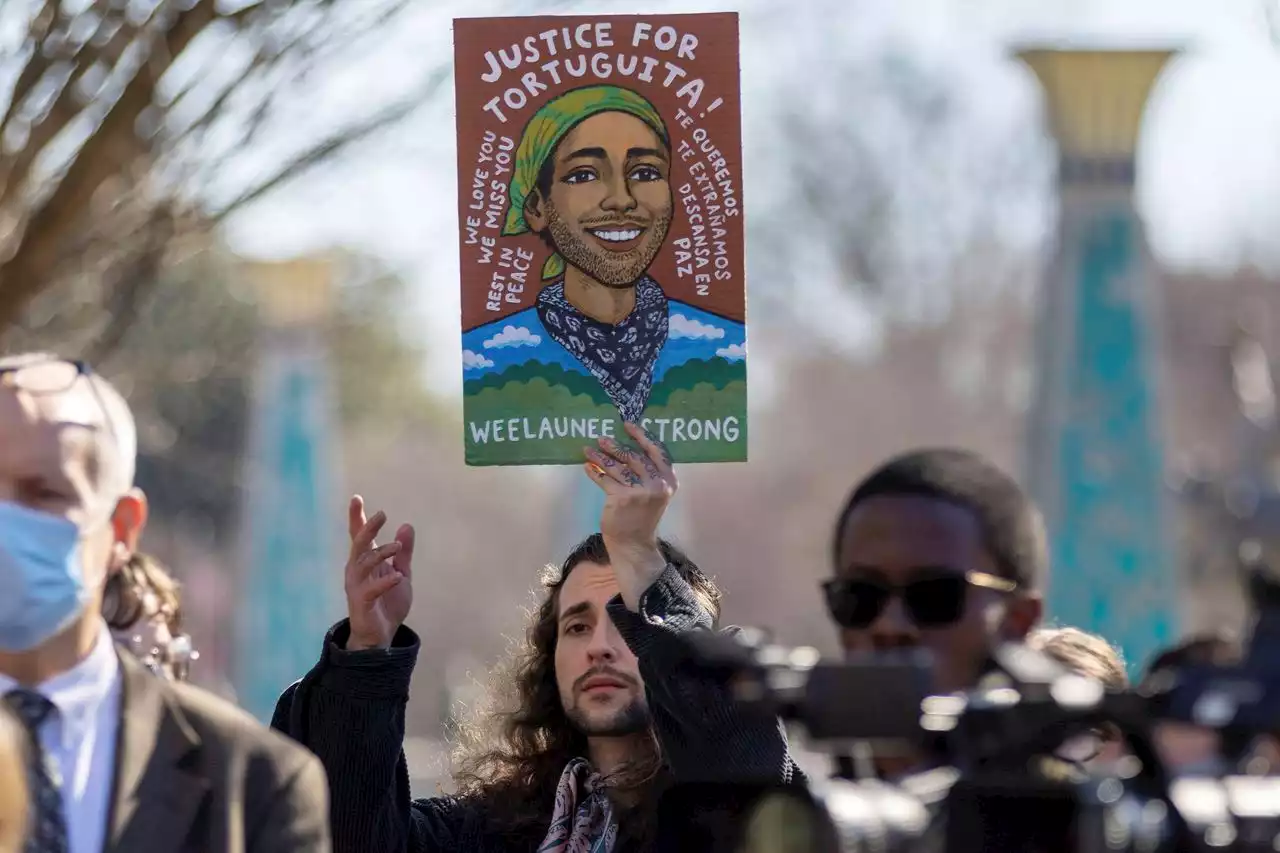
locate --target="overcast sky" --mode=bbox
[224,0,1280,392]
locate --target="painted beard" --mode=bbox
[546,203,672,289]
[566,694,651,737]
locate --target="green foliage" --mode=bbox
[463,354,746,411]
[649,357,746,407]
[464,360,609,405]
[470,376,604,411]
[463,370,747,465]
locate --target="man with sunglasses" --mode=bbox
[0,353,330,853]
[824,447,1047,697]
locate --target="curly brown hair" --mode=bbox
[102,552,183,635]
[1028,627,1128,689]
[449,534,722,847]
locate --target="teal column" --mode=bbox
[1031,186,1177,673]
[236,265,343,721]
[1019,49,1180,675]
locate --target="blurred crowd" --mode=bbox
[0,352,1267,852]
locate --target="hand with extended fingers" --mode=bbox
[343,496,416,651]
[582,424,677,600]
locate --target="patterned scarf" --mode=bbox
[537,758,617,853]
[538,277,669,423]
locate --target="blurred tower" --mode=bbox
[236,257,344,721]
[1018,49,1179,673]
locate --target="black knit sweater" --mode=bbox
[271,564,804,852]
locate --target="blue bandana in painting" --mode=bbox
[537,277,669,423]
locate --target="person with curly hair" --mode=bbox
[273,424,802,851]
[1028,626,1128,690]
[1027,626,1128,771]
[103,552,197,682]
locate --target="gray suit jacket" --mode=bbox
[106,650,331,853]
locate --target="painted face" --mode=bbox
[527,111,673,289]
[553,561,649,736]
[831,494,1033,693]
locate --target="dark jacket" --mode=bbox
[112,649,331,853]
[271,564,803,852]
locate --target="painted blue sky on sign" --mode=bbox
[461,300,746,382]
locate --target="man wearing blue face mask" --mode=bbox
[0,353,331,853]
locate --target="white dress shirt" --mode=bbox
[0,619,121,853]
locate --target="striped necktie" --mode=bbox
[4,689,68,853]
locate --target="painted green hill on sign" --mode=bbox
[462,356,747,465]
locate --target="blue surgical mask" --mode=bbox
[0,500,93,652]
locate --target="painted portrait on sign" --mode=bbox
[507,85,673,422]
[455,14,746,466]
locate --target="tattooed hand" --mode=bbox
[641,425,674,467]
[582,423,678,608]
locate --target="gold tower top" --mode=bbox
[1017,48,1177,182]
[244,257,336,328]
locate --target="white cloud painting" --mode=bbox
[483,325,542,349]
[669,314,725,341]
[462,349,495,369]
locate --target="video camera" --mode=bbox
[658,555,1280,853]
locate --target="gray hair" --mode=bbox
[0,352,137,493]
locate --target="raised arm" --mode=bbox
[583,424,805,786]
[270,497,470,853]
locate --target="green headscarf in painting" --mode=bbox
[502,85,670,281]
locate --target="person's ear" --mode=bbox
[108,489,148,575]
[524,188,548,232]
[1000,592,1042,642]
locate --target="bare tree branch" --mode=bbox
[0,3,63,135]
[209,66,446,221]
[0,0,443,342]
[82,207,176,365]
[0,2,220,326]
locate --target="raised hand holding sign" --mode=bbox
[583,422,678,609]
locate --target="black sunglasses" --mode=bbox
[822,571,1017,629]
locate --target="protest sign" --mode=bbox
[455,13,746,465]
